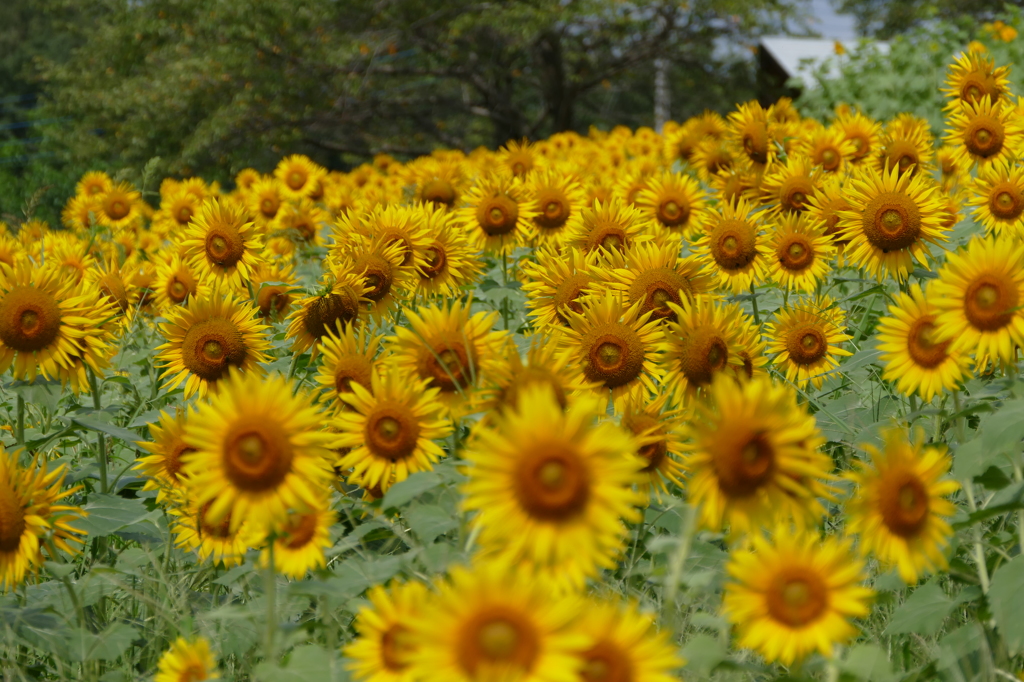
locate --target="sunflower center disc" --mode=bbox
[585,328,644,388]
[658,198,689,227]
[787,326,827,365]
[714,431,774,497]
[965,275,1018,331]
[177,206,192,223]
[597,341,622,368]
[205,226,245,267]
[303,291,361,340]
[169,279,190,302]
[181,318,248,381]
[712,221,757,270]
[515,450,589,520]
[535,194,569,230]
[283,512,319,549]
[477,196,519,236]
[781,239,812,270]
[426,344,470,392]
[0,479,26,553]
[380,625,409,671]
[367,407,420,462]
[0,286,63,353]
[679,327,728,387]
[479,620,520,660]
[966,117,1004,158]
[821,148,838,170]
[879,471,930,537]
[863,192,921,251]
[109,200,128,220]
[907,317,949,369]
[224,421,294,492]
[257,286,291,317]
[261,198,277,216]
[422,180,456,207]
[991,186,1023,220]
[167,444,195,482]
[767,569,828,626]
[288,171,305,190]
[421,245,447,278]
[581,643,632,682]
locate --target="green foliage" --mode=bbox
[837,0,1009,38]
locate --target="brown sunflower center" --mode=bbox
[457,608,539,673]
[422,179,457,207]
[879,469,930,537]
[356,255,395,302]
[476,195,520,236]
[303,290,362,341]
[422,341,474,392]
[167,275,194,304]
[287,170,307,191]
[656,196,690,228]
[964,273,1018,331]
[786,325,828,366]
[420,244,448,279]
[883,139,921,176]
[534,189,571,230]
[98,274,130,312]
[176,205,194,224]
[514,446,590,521]
[861,191,921,252]
[778,236,814,271]
[0,285,63,353]
[223,419,294,492]
[906,315,950,369]
[259,196,280,218]
[257,285,293,318]
[181,317,249,381]
[629,268,691,320]
[742,125,770,166]
[964,114,1005,158]
[198,502,234,539]
[712,430,775,498]
[626,413,667,473]
[205,226,245,267]
[586,220,628,253]
[710,219,757,271]
[106,197,130,220]
[0,479,26,553]
[280,511,319,550]
[552,273,592,325]
[583,326,645,389]
[989,182,1024,221]
[766,567,829,627]
[678,326,729,387]
[381,625,412,671]
[778,176,814,213]
[166,443,195,483]
[365,405,421,462]
[819,147,840,171]
[581,641,633,682]
[332,356,373,396]
[960,72,999,104]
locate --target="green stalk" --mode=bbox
[15,394,24,447]
[88,371,108,494]
[749,284,760,326]
[265,542,278,663]
[952,390,966,444]
[963,482,990,593]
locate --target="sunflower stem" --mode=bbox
[265,541,278,663]
[963,482,990,594]
[1013,460,1024,554]
[749,284,760,326]
[908,393,918,419]
[88,371,109,494]
[15,393,24,447]
[952,390,966,445]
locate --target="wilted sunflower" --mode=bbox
[407,561,587,682]
[765,296,852,389]
[286,267,369,358]
[942,49,1011,109]
[931,235,1024,367]
[157,289,271,398]
[0,447,85,592]
[155,637,220,682]
[876,283,969,402]
[387,299,505,417]
[334,368,452,493]
[692,198,769,293]
[759,155,822,216]
[944,96,1024,171]
[660,298,745,402]
[345,580,431,682]
[259,502,335,579]
[414,204,483,297]
[274,154,326,201]
[564,198,652,256]
[727,100,777,173]
[182,371,336,532]
[96,181,143,230]
[463,385,645,591]
[681,375,833,535]
[527,169,586,244]
[135,408,195,504]
[560,293,664,410]
[0,263,115,391]
[619,392,686,496]
[845,428,958,585]
[723,526,873,666]
[573,600,682,682]
[456,172,537,254]
[966,158,1024,236]
[181,199,265,289]
[315,322,382,409]
[601,241,715,323]
[634,170,707,235]
[836,165,946,281]
[766,213,835,291]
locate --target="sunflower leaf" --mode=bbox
[381,471,443,509]
[884,581,953,636]
[70,416,146,452]
[988,553,1024,655]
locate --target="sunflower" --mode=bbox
[663,119,701,164]
[709,167,758,205]
[619,392,686,496]
[765,296,852,389]
[573,600,682,682]
[157,289,271,398]
[836,165,946,281]
[274,154,326,201]
[75,170,113,198]
[387,299,505,417]
[414,204,483,298]
[723,526,873,666]
[61,195,99,232]
[499,139,539,177]
[944,96,1024,171]
[560,293,664,410]
[681,375,833,535]
[87,258,140,326]
[612,164,654,208]
[250,260,300,321]
[0,263,115,392]
[135,408,195,504]
[412,157,466,208]
[727,101,777,173]
[408,561,587,682]
[872,117,935,178]
[876,283,969,402]
[759,154,821,216]
[564,199,652,256]
[527,169,586,244]
[345,580,431,682]
[942,49,1011,109]
[456,172,537,254]
[690,137,736,181]
[936,144,969,194]
[96,181,143,230]
[793,125,856,174]
[463,385,645,591]
[259,502,335,579]
[634,170,707,235]
[834,110,881,166]
[766,213,835,291]
[48,234,95,285]
[315,322,382,408]
[286,267,369,358]
[692,198,769,293]
[0,447,85,592]
[155,637,220,682]
[334,367,452,493]
[333,236,416,322]
[660,298,745,402]
[248,177,284,227]
[967,159,1024,237]
[348,203,432,271]
[601,242,715,323]
[804,175,851,247]
[845,427,958,584]
[153,254,205,312]
[180,199,264,289]
[273,198,328,246]
[734,313,769,380]
[169,499,260,567]
[158,187,204,234]
[931,235,1024,367]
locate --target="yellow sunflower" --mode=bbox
[723,526,873,666]
[345,580,431,682]
[876,283,969,402]
[692,198,769,293]
[690,137,737,182]
[75,170,113,198]
[937,144,970,194]
[87,258,140,326]
[334,367,452,493]
[247,177,284,227]
[157,289,271,398]
[274,154,326,201]
[412,157,466,209]
[286,266,369,358]
[759,155,822,216]
[135,408,195,504]
[794,125,856,174]
[680,374,833,535]
[872,117,935,178]
[709,167,759,205]
[61,195,99,233]
[573,600,682,682]
[455,172,537,255]
[0,263,115,392]
[273,198,328,246]
[564,199,652,256]
[765,213,835,291]
[836,165,946,281]
[527,169,586,245]
[734,312,769,380]
[765,295,852,389]
[634,170,707,235]
[727,101,778,173]
[931,235,1024,367]
[251,260,300,321]
[387,299,505,417]
[407,561,587,682]
[844,427,958,584]
[966,158,1024,237]
[944,96,1024,171]
[156,187,203,235]
[560,293,664,410]
[96,181,143,230]
[0,447,85,592]
[346,203,431,271]
[169,499,260,568]
[602,241,716,323]
[152,254,205,313]
[155,637,220,682]
[180,199,265,289]
[332,236,416,322]
[834,110,882,166]
[660,298,745,402]
[315,322,382,409]
[942,49,1011,109]
[499,139,540,177]
[463,385,645,591]
[259,502,335,579]
[521,247,605,329]
[414,204,483,298]
[804,174,851,248]
[619,392,687,496]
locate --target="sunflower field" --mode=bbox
[6,32,1024,682]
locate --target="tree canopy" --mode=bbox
[836,0,1010,38]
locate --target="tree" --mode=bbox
[836,0,1010,39]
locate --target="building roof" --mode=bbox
[759,36,889,90]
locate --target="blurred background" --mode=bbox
[0,0,1019,225]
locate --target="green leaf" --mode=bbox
[62,623,138,662]
[951,436,1000,481]
[839,643,895,682]
[989,553,1024,655]
[77,494,152,537]
[405,504,458,544]
[884,581,953,636]
[381,472,443,509]
[679,634,725,676]
[70,416,146,452]
[253,645,342,682]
